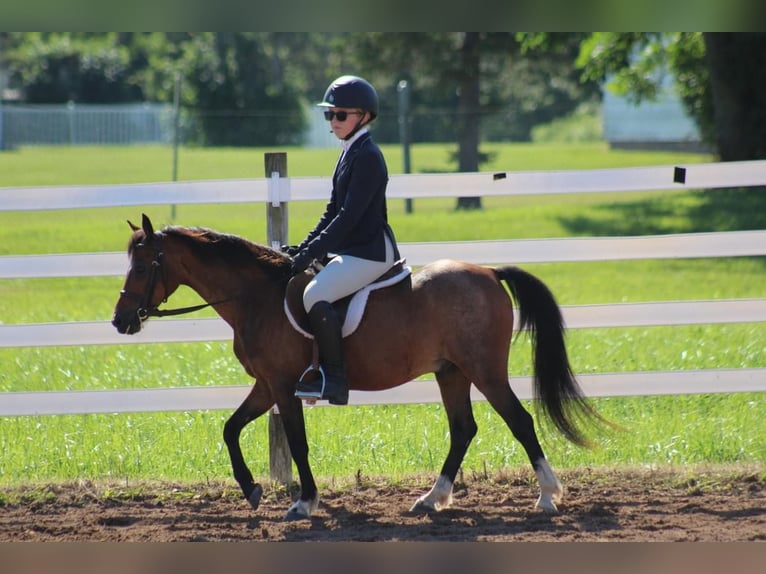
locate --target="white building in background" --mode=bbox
[602,74,710,153]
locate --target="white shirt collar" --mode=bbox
[340,127,369,152]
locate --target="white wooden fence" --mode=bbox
[2,159,765,419]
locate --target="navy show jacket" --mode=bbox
[300,132,400,263]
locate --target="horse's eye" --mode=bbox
[133,262,148,275]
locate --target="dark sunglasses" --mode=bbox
[323,110,362,122]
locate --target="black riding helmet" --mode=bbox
[318,75,379,120]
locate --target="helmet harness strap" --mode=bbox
[342,112,368,141]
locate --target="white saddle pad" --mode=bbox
[284,266,412,339]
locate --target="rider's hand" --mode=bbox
[290,250,313,276]
[281,244,300,256]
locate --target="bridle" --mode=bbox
[120,238,231,321]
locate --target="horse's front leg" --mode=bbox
[274,393,319,521]
[223,380,274,510]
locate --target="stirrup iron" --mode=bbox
[295,364,326,405]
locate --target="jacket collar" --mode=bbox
[340,127,369,152]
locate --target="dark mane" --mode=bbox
[161,226,292,278]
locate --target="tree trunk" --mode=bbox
[703,33,766,161]
[455,32,483,210]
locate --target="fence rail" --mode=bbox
[3,159,766,211]
[2,369,763,417]
[2,299,765,349]
[2,230,765,279]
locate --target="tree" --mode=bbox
[349,32,598,209]
[2,32,328,147]
[577,32,766,162]
[343,33,485,208]
[178,33,306,146]
[126,32,311,147]
[703,33,766,161]
[453,33,482,209]
[3,32,142,103]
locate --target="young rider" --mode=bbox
[286,75,401,405]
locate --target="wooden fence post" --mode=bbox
[264,152,292,484]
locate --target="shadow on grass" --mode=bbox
[558,187,766,237]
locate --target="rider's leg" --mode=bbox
[295,239,393,404]
[296,300,349,405]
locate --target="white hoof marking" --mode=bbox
[534,458,564,512]
[411,474,454,512]
[284,496,319,521]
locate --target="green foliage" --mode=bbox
[3,32,601,151]
[2,33,316,146]
[576,32,766,161]
[3,32,140,103]
[577,32,666,101]
[348,32,599,144]
[180,33,307,146]
[666,33,714,144]
[531,102,603,143]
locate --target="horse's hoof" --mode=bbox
[248,484,263,511]
[535,496,559,513]
[284,508,310,521]
[284,499,315,521]
[409,500,435,514]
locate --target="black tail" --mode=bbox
[495,265,602,447]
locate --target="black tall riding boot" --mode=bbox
[294,300,349,405]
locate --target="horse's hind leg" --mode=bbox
[476,378,563,512]
[223,380,274,511]
[411,363,477,513]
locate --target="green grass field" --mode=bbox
[0,142,763,486]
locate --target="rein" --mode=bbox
[146,299,230,318]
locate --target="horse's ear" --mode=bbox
[128,220,139,232]
[141,213,154,238]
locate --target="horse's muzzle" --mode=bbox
[111,309,142,335]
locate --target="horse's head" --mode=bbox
[111,214,171,335]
